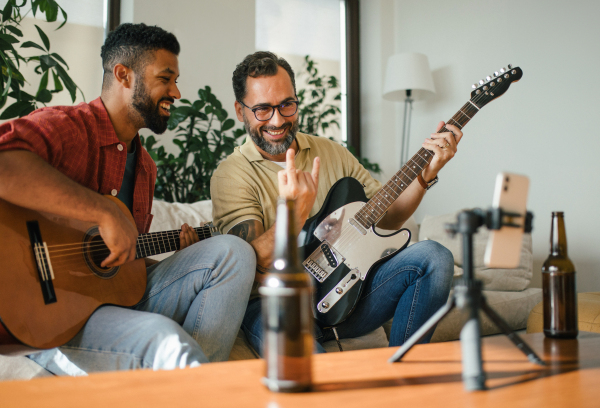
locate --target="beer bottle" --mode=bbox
[542,212,578,338]
[259,198,313,392]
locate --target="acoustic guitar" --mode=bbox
[0,195,219,353]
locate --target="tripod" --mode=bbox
[388,208,545,391]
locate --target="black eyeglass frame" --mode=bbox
[238,99,300,122]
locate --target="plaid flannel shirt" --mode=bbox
[0,97,157,233]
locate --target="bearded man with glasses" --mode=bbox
[211,51,460,355]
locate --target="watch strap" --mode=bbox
[418,173,439,190]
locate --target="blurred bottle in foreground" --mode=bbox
[542,211,578,339]
[260,198,313,392]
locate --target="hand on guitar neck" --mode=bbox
[421,121,463,182]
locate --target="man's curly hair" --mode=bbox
[100,23,180,90]
[232,51,296,102]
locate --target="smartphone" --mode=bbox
[484,172,529,268]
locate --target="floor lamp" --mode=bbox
[383,53,436,166]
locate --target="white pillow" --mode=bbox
[150,200,213,233]
[148,200,214,261]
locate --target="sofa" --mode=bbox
[0,202,541,380]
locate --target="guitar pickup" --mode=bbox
[320,243,338,267]
[303,242,346,283]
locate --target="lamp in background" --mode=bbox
[383,53,436,166]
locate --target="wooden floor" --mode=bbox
[2,332,598,408]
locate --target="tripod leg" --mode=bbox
[460,305,486,391]
[388,296,456,363]
[480,299,545,366]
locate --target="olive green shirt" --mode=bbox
[211,132,382,234]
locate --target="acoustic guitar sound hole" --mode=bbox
[83,226,119,279]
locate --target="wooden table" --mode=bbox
[2,332,598,408]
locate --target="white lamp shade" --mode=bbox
[383,53,436,101]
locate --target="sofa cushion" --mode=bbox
[418,211,533,291]
[149,200,213,261]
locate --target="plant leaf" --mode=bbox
[21,41,46,52]
[2,1,13,22]
[37,70,49,94]
[221,118,235,131]
[0,100,33,119]
[51,69,63,92]
[35,88,52,103]
[5,25,23,37]
[54,64,76,101]
[50,52,68,68]
[56,5,68,30]
[40,54,57,67]
[0,34,19,44]
[34,25,50,51]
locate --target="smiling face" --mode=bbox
[235,66,299,161]
[130,49,180,134]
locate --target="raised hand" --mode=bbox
[277,148,320,227]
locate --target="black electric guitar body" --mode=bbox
[299,65,524,328]
[299,177,412,328]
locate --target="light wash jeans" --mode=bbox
[28,235,255,375]
[242,240,454,355]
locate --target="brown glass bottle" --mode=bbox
[259,198,313,392]
[542,212,578,338]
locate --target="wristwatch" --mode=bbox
[417,173,438,190]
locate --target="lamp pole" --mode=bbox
[401,89,413,166]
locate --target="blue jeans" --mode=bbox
[28,235,255,375]
[242,240,453,355]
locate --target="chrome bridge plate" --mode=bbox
[317,269,362,314]
[303,241,346,283]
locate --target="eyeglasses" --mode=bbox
[238,100,299,121]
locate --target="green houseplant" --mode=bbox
[141,86,245,203]
[296,55,381,174]
[0,0,81,119]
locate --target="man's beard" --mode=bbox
[243,114,299,157]
[131,77,172,134]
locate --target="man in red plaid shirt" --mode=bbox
[0,23,255,374]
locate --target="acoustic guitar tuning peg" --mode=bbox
[486,76,492,81]
[494,71,499,77]
[508,64,513,69]
[479,79,485,85]
[472,84,478,89]
[500,68,505,73]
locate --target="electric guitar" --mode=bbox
[300,65,523,327]
[0,195,220,353]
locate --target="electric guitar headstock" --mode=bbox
[470,65,523,109]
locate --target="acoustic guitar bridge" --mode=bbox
[27,221,57,305]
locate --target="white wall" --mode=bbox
[361,0,600,291]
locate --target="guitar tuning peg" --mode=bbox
[472,84,478,89]
[494,71,499,77]
[508,64,513,69]
[486,76,492,81]
[479,79,485,85]
[499,68,505,73]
